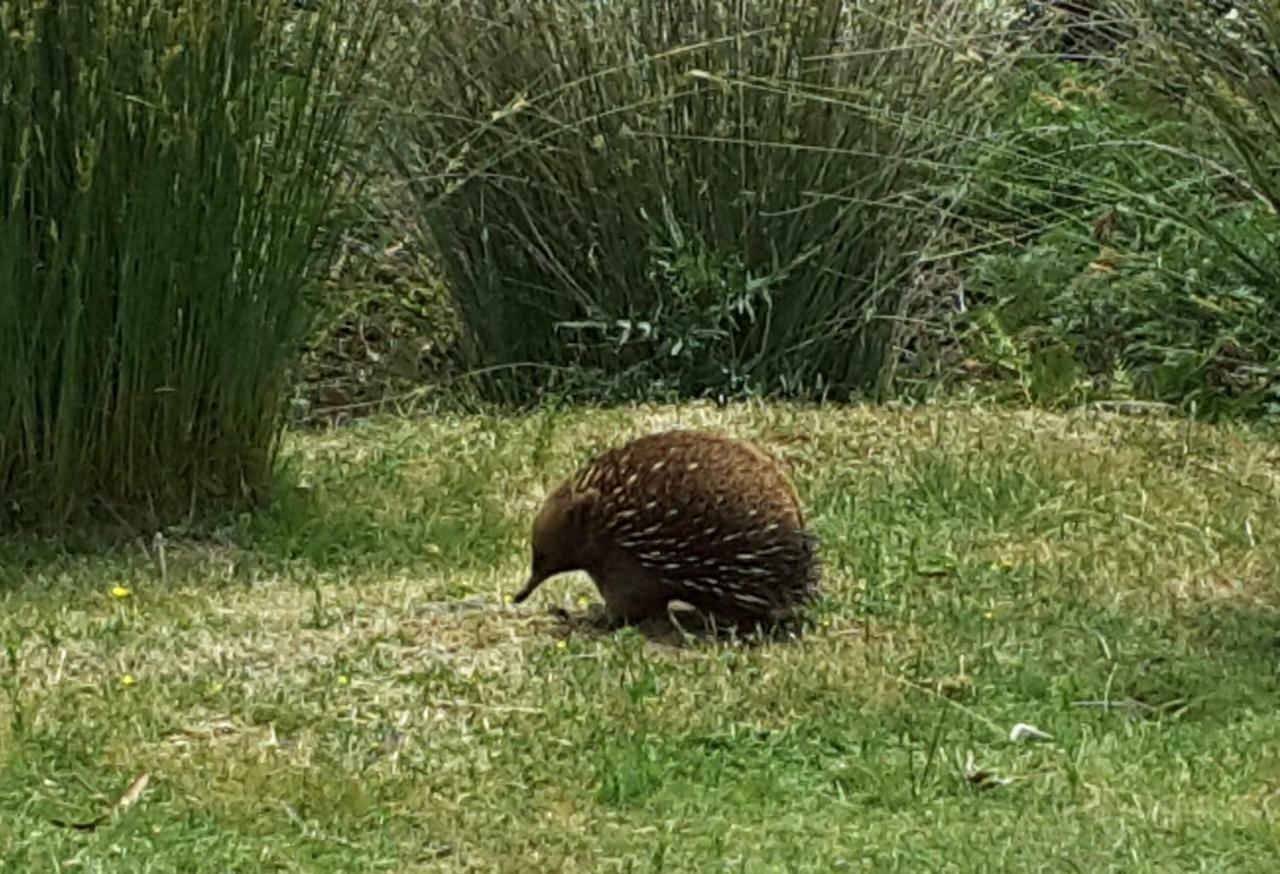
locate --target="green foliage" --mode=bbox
[554,204,784,399]
[958,61,1280,419]
[391,0,1008,403]
[0,0,384,528]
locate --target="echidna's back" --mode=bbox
[575,429,819,620]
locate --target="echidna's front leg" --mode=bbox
[588,557,673,624]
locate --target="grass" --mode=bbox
[2,401,1280,871]
[391,0,1010,402]
[0,0,384,526]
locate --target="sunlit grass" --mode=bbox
[2,401,1279,871]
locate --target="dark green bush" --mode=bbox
[0,0,384,527]
[392,0,1010,403]
[958,55,1280,419]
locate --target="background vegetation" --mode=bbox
[0,0,382,528]
[956,2,1280,420]
[391,0,1010,403]
[309,0,1279,421]
[5,0,1278,528]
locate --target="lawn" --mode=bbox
[2,401,1279,872]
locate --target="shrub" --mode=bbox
[0,0,384,527]
[957,53,1280,419]
[391,0,1011,403]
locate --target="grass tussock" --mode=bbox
[0,0,384,529]
[391,0,1012,402]
[3,402,1279,869]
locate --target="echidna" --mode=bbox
[511,429,821,627]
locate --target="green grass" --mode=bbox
[2,402,1279,871]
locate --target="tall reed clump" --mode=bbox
[392,0,1010,402]
[0,0,383,527]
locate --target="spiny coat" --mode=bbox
[513,429,821,625]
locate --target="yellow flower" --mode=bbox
[337,675,350,686]
[502,594,513,605]
[555,640,567,650]
[983,611,994,620]
[111,586,131,599]
[576,595,591,608]
[120,674,136,686]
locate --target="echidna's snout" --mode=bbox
[515,485,580,606]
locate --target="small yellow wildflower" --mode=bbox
[983,611,994,620]
[337,675,350,686]
[555,640,567,650]
[503,593,513,605]
[576,595,591,608]
[111,585,131,599]
[120,674,136,686]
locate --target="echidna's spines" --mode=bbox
[522,429,821,625]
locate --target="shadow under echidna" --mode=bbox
[512,429,822,639]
